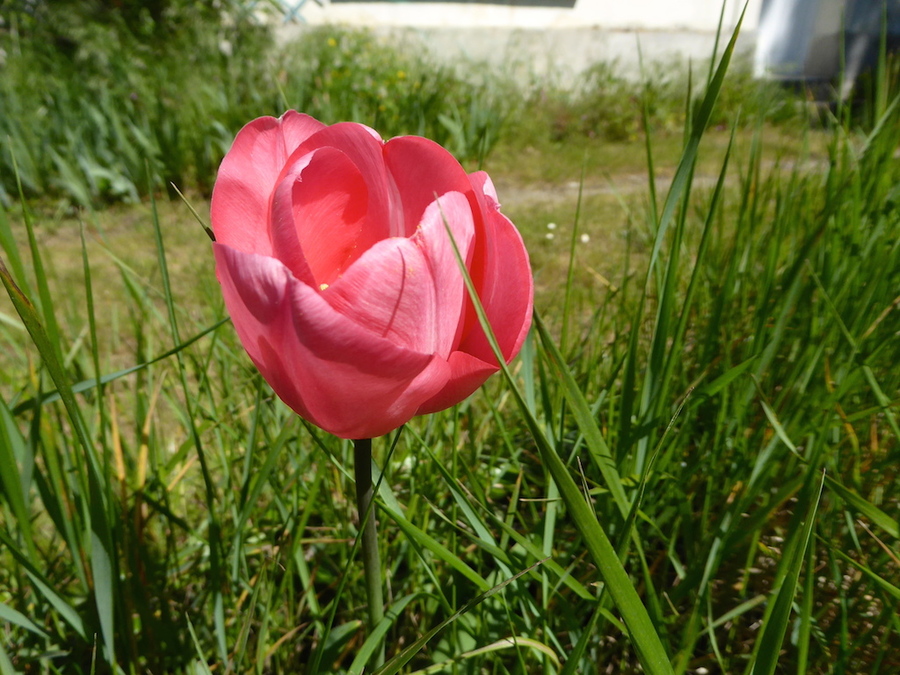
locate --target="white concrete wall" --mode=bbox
[295,0,762,31]
[279,0,763,84]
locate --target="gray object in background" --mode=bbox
[754,0,900,95]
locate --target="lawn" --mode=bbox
[1,3,899,674]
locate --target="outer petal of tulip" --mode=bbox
[214,244,452,439]
[414,202,533,416]
[459,171,534,363]
[415,350,499,415]
[382,135,477,236]
[211,111,325,256]
[414,182,533,415]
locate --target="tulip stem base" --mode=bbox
[354,437,385,666]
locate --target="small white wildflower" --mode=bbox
[580,233,590,244]
[546,222,557,230]
[545,232,555,240]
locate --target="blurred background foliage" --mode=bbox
[0,0,510,206]
[0,0,812,209]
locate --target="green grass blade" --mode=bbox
[11,318,228,416]
[348,594,419,675]
[14,182,63,361]
[379,503,491,593]
[0,397,37,560]
[148,187,227,663]
[0,204,30,300]
[827,543,900,601]
[533,312,630,518]
[559,601,604,675]
[749,469,825,675]
[824,476,899,539]
[529,410,674,675]
[0,601,51,639]
[0,642,17,675]
[79,221,107,448]
[230,417,294,578]
[560,161,586,352]
[693,358,756,399]
[185,614,215,675]
[656,125,736,406]
[409,637,560,674]
[646,5,745,276]
[486,509,595,601]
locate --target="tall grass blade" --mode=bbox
[0,642,17,675]
[379,503,491,593]
[0,397,37,560]
[348,594,418,675]
[533,312,630,517]
[0,204,30,299]
[13,165,63,358]
[12,318,228,415]
[824,477,899,539]
[827,545,900,601]
[484,508,595,601]
[748,469,825,675]
[0,602,50,639]
[646,5,745,275]
[559,602,604,675]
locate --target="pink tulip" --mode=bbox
[211,111,533,439]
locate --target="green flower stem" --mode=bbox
[353,437,385,666]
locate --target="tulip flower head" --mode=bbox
[211,111,533,439]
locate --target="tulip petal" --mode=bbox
[269,147,368,287]
[469,170,499,202]
[214,243,451,438]
[415,350,498,415]
[324,191,475,357]
[460,172,534,363]
[291,122,404,244]
[211,111,325,256]
[383,136,477,236]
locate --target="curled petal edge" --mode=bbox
[214,244,454,438]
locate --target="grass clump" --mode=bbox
[0,8,507,208]
[0,0,274,204]
[272,27,510,164]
